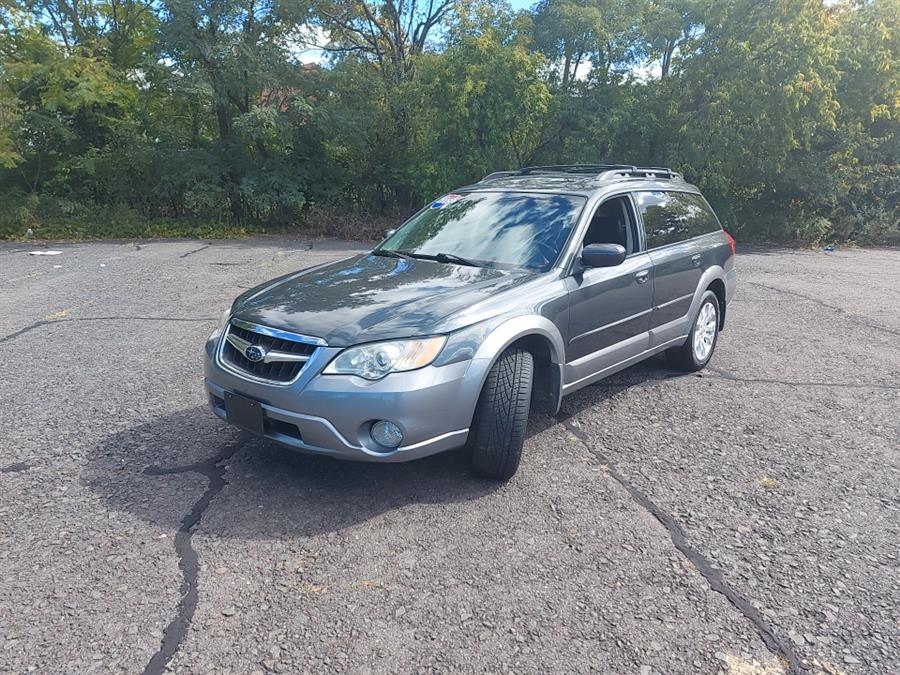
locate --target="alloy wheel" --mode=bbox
[692,301,718,362]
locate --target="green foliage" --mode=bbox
[679,2,838,180]
[413,33,550,196]
[0,0,897,243]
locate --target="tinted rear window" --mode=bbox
[635,191,721,248]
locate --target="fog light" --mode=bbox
[371,420,403,448]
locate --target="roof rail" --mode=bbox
[479,164,682,182]
[480,170,520,182]
[519,164,637,175]
[607,166,681,180]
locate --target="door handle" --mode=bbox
[691,254,702,267]
[635,270,650,284]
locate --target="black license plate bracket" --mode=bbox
[224,391,265,435]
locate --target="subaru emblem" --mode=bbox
[244,345,266,363]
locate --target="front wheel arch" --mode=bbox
[469,317,566,416]
[506,334,561,415]
[473,333,562,418]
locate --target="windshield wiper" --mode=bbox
[379,249,483,268]
[433,252,482,268]
[371,249,412,260]
[398,251,482,267]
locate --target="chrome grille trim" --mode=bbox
[216,319,326,386]
[223,331,312,364]
[230,318,327,346]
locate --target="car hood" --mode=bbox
[231,253,538,346]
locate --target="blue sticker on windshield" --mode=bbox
[431,193,464,209]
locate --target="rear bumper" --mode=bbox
[204,331,482,462]
[724,267,738,303]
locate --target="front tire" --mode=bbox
[667,290,720,371]
[468,347,533,481]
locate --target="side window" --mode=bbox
[582,195,639,254]
[635,191,721,248]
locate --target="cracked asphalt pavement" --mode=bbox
[0,239,897,674]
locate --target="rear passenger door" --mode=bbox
[633,191,721,346]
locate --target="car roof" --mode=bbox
[456,165,701,198]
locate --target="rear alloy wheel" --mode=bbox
[667,290,720,371]
[468,347,534,481]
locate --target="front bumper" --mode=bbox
[204,331,483,462]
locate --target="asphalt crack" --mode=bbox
[0,316,215,344]
[0,320,53,344]
[179,244,211,259]
[705,366,898,391]
[1,461,32,473]
[558,411,805,674]
[746,281,900,338]
[589,367,898,393]
[66,316,216,323]
[140,432,250,675]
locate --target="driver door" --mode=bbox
[565,194,654,387]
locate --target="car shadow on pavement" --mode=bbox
[81,404,498,540]
[533,354,684,431]
[81,356,678,540]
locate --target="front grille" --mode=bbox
[220,322,319,383]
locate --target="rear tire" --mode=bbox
[666,290,720,371]
[468,347,533,481]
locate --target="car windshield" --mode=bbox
[378,191,586,272]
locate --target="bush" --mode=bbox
[793,214,834,246]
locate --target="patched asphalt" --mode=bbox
[0,239,897,674]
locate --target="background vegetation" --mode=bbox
[0,0,897,244]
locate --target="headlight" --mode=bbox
[217,308,231,333]
[323,336,447,380]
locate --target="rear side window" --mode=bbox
[634,191,721,248]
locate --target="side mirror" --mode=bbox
[383,228,396,240]
[582,243,626,268]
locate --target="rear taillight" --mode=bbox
[724,230,736,255]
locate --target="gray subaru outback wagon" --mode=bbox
[204,165,737,480]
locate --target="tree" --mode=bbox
[0,0,896,243]
[532,0,645,88]
[158,0,307,221]
[307,0,453,81]
[667,0,840,236]
[821,0,899,242]
[0,8,137,192]
[532,0,603,90]
[414,30,550,195]
[19,0,157,67]
[641,0,702,78]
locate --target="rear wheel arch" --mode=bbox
[667,289,720,371]
[707,278,727,330]
[688,266,726,333]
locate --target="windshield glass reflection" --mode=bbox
[380,192,585,271]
